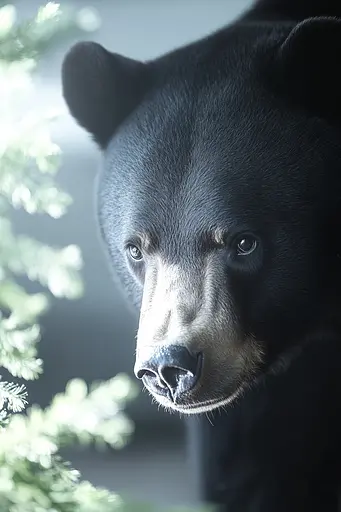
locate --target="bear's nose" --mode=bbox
[134,345,202,402]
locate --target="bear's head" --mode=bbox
[62,17,341,414]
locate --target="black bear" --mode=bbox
[62,0,341,510]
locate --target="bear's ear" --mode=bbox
[276,17,341,121]
[62,42,148,149]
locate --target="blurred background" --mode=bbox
[11,0,252,508]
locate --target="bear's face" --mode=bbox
[63,19,341,414]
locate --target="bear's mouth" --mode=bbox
[146,342,304,415]
[149,383,248,415]
[172,386,248,414]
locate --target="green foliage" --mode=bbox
[0,374,140,512]
[0,2,84,427]
[0,3,77,61]
[0,3,214,511]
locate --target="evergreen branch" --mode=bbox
[0,323,43,380]
[0,218,83,300]
[0,3,77,63]
[0,280,49,326]
[0,375,139,466]
[0,380,27,413]
[0,377,213,511]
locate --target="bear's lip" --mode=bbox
[176,388,246,414]
[152,382,248,415]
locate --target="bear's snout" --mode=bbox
[134,258,265,412]
[134,345,203,403]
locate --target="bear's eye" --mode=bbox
[235,235,258,256]
[128,244,143,261]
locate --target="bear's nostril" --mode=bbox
[160,366,190,390]
[136,368,156,380]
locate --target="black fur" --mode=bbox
[62,0,341,510]
[246,0,341,20]
[62,41,149,149]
